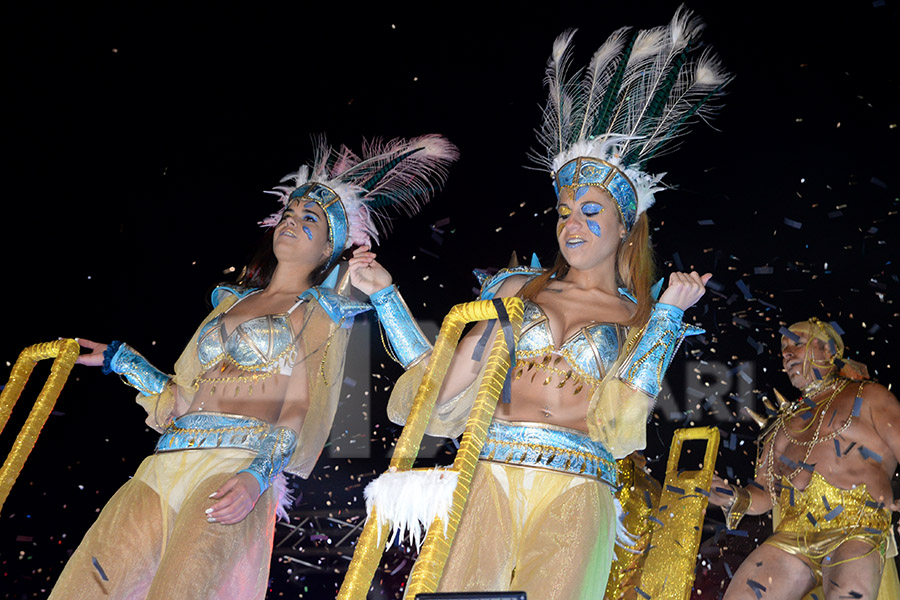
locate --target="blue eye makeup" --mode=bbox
[581,202,604,216]
[586,220,602,238]
[302,226,314,240]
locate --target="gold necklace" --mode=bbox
[764,379,858,502]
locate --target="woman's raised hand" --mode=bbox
[75,338,108,367]
[658,271,712,311]
[348,245,394,296]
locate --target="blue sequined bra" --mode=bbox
[196,292,305,376]
[513,300,628,394]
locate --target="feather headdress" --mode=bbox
[533,6,730,229]
[261,135,458,267]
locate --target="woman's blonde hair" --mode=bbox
[518,212,656,327]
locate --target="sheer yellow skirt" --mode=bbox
[49,448,277,600]
[437,461,616,600]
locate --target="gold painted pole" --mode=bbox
[405,299,522,596]
[336,299,522,600]
[0,339,80,514]
[639,426,720,600]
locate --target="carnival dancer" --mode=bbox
[708,318,900,600]
[351,8,730,598]
[48,135,457,600]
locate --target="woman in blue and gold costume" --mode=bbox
[48,136,457,600]
[352,9,730,599]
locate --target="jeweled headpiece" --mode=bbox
[262,135,458,266]
[532,6,730,230]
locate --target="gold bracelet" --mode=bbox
[723,485,752,530]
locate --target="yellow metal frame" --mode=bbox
[337,298,523,600]
[639,426,720,600]
[0,339,80,514]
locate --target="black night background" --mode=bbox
[2,1,898,598]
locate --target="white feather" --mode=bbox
[364,467,459,549]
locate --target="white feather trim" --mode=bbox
[364,467,459,550]
[613,495,640,551]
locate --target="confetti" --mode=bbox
[92,556,109,581]
[783,218,803,229]
[851,396,863,417]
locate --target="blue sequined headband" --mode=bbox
[288,182,348,267]
[553,157,638,231]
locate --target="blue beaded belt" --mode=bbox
[156,412,272,453]
[479,420,617,485]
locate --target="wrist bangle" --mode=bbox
[723,485,752,530]
[617,303,692,397]
[238,426,298,494]
[371,285,432,370]
[107,342,171,397]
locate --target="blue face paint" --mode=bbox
[302,226,313,240]
[586,220,602,238]
[574,186,591,202]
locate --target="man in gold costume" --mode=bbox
[709,318,900,600]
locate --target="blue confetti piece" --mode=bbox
[851,396,863,417]
[798,411,813,421]
[802,396,816,408]
[790,487,795,506]
[673,252,684,271]
[694,486,710,497]
[666,485,685,495]
[92,556,109,581]
[698,219,715,226]
[829,321,845,335]
[726,529,749,537]
[844,442,857,454]
[859,446,883,463]
[806,512,818,526]
[754,266,773,275]
[715,486,735,496]
[644,489,653,509]
[635,587,651,599]
[747,579,767,600]
[779,455,799,469]
[779,327,800,342]
[736,279,753,300]
[824,505,843,521]
[748,481,765,491]
[784,217,803,229]
[724,562,734,578]
[649,516,665,527]
[865,527,883,535]
[822,495,831,512]
[834,439,842,457]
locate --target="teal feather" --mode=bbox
[640,83,725,163]
[623,42,692,165]
[590,31,637,140]
[359,147,424,192]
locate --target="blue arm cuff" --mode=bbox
[101,340,124,375]
[370,284,432,369]
[237,426,298,495]
[616,303,701,397]
[107,343,172,397]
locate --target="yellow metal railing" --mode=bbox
[337,298,523,599]
[0,339,80,514]
[639,426,720,600]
